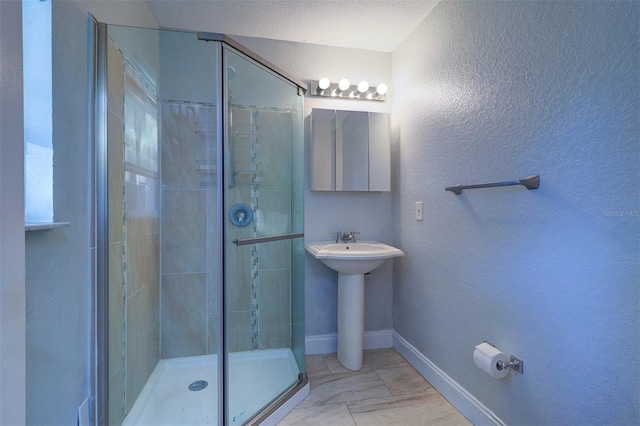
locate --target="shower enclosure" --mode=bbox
[93,21,306,425]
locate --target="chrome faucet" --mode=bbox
[341,231,360,243]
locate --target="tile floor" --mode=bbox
[279,348,472,425]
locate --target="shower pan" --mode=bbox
[92,20,307,425]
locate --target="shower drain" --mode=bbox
[188,380,208,391]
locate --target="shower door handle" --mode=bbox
[232,232,304,246]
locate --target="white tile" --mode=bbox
[323,348,409,374]
[287,349,469,426]
[305,355,330,377]
[375,365,432,396]
[279,403,356,426]
[299,371,392,408]
[347,390,471,426]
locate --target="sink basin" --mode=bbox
[305,240,404,371]
[304,241,404,275]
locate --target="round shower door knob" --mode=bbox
[229,203,253,227]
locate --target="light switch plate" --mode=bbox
[415,201,423,221]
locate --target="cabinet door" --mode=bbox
[310,109,390,192]
[310,108,335,190]
[336,110,368,191]
[368,112,390,191]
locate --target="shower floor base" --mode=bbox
[123,349,300,425]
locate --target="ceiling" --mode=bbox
[147,0,439,53]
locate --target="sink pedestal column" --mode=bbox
[337,273,365,371]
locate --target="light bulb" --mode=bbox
[350,80,369,98]
[334,78,350,96]
[376,83,388,95]
[338,79,350,91]
[318,78,331,90]
[315,77,331,95]
[367,82,388,99]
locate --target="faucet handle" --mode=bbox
[331,231,342,243]
[351,231,360,242]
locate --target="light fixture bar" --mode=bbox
[309,79,387,101]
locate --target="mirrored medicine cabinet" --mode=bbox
[310,108,390,192]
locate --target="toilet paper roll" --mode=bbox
[473,342,509,379]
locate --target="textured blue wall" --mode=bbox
[0,1,26,423]
[392,1,639,424]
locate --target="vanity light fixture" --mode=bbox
[310,78,387,101]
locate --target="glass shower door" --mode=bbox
[102,25,223,425]
[223,47,305,424]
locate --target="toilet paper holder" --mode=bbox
[497,356,524,374]
[483,341,524,374]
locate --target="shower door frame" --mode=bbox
[92,17,308,425]
[92,15,108,426]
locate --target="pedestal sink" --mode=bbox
[304,241,404,370]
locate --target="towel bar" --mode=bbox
[445,175,539,195]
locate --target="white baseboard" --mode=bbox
[305,329,393,355]
[392,331,504,426]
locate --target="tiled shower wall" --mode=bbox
[107,39,161,423]
[254,110,293,351]
[225,107,254,352]
[224,107,294,352]
[160,104,294,355]
[160,102,218,358]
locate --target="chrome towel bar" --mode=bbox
[232,232,304,246]
[445,175,539,195]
